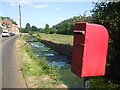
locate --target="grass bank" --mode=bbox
[16,36,83,88]
[16,38,64,88]
[31,33,120,88]
[33,33,73,45]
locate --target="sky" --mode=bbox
[1,1,96,28]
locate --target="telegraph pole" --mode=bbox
[19,5,22,37]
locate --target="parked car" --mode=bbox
[9,32,15,36]
[2,30,10,37]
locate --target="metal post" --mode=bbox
[84,77,89,89]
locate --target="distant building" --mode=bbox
[1,17,19,34]
[0,18,3,33]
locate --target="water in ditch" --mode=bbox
[26,36,83,88]
[29,42,70,67]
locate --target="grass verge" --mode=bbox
[16,38,66,88]
[16,36,84,88]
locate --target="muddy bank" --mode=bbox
[40,39,72,58]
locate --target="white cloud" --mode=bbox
[10,0,34,6]
[19,0,34,6]
[35,3,49,8]
[55,7,61,10]
[9,1,50,9]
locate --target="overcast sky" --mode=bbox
[1,1,95,28]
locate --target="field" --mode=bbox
[34,33,74,45]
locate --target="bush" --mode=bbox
[28,31,34,36]
[91,1,120,84]
[50,28,57,34]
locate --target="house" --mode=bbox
[1,17,19,34]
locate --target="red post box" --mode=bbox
[71,22,109,78]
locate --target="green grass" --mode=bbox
[16,38,62,88]
[31,33,120,88]
[33,33,73,45]
[89,77,120,88]
[17,35,120,88]
[23,41,60,78]
[17,36,84,88]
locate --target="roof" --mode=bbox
[2,18,18,25]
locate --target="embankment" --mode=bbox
[40,39,72,58]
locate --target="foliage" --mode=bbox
[0,16,9,20]
[45,24,50,34]
[31,25,38,31]
[53,15,94,35]
[25,23,31,33]
[38,28,45,33]
[91,1,120,84]
[28,31,34,36]
[89,77,120,88]
[19,28,26,33]
[50,28,57,34]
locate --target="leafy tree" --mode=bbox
[19,28,25,33]
[91,1,120,83]
[50,28,57,34]
[25,23,31,33]
[53,15,93,35]
[67,22,74,35]
[31,25,38,31]
[45,24,50,34]
[38,28,45,33]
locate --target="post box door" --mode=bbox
[72,32,85,77]
[71,22,109,78]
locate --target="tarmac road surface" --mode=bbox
[2,36,26,88]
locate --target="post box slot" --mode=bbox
[74,32,83,34]
[74,30,85,35]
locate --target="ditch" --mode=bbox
[24,36,83,88]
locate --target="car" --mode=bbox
[9,32,15,36]
[2,30,11,37]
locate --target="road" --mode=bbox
[2,36,26,88]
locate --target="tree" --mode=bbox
[31,25,38,31]
[50,28,57,34]
[38,28,45,33]
[45,24,50,34]
[91,1,120,82]
[25,23,31,33]
[66,22,74,35]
